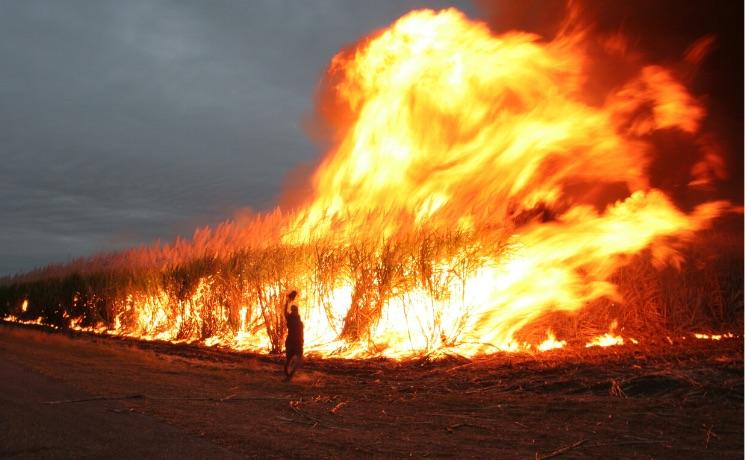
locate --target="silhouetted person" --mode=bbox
[283,290,304,380]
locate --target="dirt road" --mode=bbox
[0,356,239,459]
[0,324,741,459]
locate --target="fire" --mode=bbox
[693,332,735,341]
[276,9,726,356]
[585,320,628,348]
[1,8,735,358]
[586,334,624,348]
[2,315,51,328]
[537,330,567,352]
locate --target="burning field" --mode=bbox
[1,4,741,359]
[0,2,743,456]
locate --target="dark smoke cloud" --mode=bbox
[475,0,743,208]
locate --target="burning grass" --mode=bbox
[0,7,742,358]
[0,224,740,357]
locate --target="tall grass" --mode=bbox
[0,217,741,354]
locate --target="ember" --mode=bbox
[694,332,735,341]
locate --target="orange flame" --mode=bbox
[7,8,733,358]
[276,9,726,355]
[537,330,567,352]
[693,332,735,341]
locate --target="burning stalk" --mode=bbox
[0,7,740,358]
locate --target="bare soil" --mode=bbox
[0,322,742,459]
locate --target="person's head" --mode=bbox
[290,305,299,315]
[288,290,297,301]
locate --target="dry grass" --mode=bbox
[0,221,741,353]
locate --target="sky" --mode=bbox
[0,0,741,277]
[0,0,474,276]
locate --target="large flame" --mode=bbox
[275,9,726,355]
[286,10,708,242]
[5,8,733,358]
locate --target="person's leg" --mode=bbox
[284,349,291,377]
[286,352,299,379]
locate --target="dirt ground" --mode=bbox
[0,323,742,459]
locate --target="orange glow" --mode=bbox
[693,332,735,341]
[537,331,567,352]
[2,315,52,328]
[276,9,726,356]
[586,334,624,348]
[585,321,634,348]
[4,8,734,358]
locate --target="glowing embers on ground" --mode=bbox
[3,301,740,357]
[693,332,735,341]
[2,314,50,328]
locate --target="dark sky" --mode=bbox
[0,0,474,276]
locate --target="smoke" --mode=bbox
[474,0,743,207]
